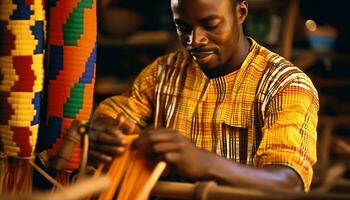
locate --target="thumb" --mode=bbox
[115,113,141,135]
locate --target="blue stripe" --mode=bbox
[80,44,96,83]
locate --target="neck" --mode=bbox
[228,35,251,72]
[205,35,250,79]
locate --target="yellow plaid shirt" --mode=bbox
[94,38,319,191]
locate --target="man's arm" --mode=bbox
[254,82,319,191]
[89,58,159,165]
[92,56,159,126]
[133,82,318,192]
[133,128,303,192]
[201,150,303,191]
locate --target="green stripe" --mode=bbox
[63,83,84,118]
[63,0,94,46]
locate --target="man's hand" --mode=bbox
[133,128,212,180]
[88,114,141,167]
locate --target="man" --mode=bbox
[89,0,319,192]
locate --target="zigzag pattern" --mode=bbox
[0,0,45,158]
[40,0,96,170]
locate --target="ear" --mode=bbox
[236,0,248,24]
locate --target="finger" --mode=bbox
[115,114,141,135]
[132,129,177,149]
[88,149,113,164]
[91,117,114,131]
[152,142,183,154]
[92,117,124,137]
[90,130,127,146]
[92,143,126,157]
[163,152,181,164]
[146,129,181,143]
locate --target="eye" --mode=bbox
[203,22,220,31]
[176,24,191,34]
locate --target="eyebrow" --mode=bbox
[174,14,223,25]
[200,15,223,23]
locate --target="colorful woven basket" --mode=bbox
[0,0,45,194]
[0,0,45,159]
[37,0,97,170]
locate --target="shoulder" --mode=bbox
[141,49,193,80]
[135,49,193,86]
[252,41,318,104]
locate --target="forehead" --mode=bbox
[171,0,232,20]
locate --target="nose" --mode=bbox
[187,27,208,47]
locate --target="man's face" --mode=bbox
[171,0,242,73]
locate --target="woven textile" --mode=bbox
[94,38,319,191]
[0,0,45,158]
[36,0,96,170]
[95,135,163,200]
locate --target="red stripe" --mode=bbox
[0,92,14,125]
[0,20,16,56]
[11,126,33,157]
[12,56,35,92]
[24,0,34,5]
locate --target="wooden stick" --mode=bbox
[116,151,138,200]
[128,153,152,200]
[280,0,299,60]
[135,161,167,200]
[37,176,110,200]
[29,160,64,190]
[98,148,130,200]
[99,135,137,200]
[151,181,350,200]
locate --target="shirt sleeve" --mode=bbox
[254,80,319,191]
[92,57,160,127]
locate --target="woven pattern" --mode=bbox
[37,0,96,170]
[94,38,319,191]
[0,0,45,158]
[95,135,164,200]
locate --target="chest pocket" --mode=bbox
[221,104,251,162]
[221,93,255,163]
[223,95,253,129]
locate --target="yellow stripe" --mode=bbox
[30,125,39,146]
[32,54,45,92]
[0,85,14,91]
[9,92,37,125]
[4,151,19,157]
[0,75,19,80]
[33,0,45,20]
[0,0,16,20]
[1,134,15,142]
[10,92,36,99]
[12,109,37,116]
[8,120,32,127]
[10,114,37,122]
[3,145,20,153]
[0,85,43,92]
[8,20,38,55]
[0,57,16,91]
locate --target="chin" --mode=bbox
[199,63,222,77]
[197,58,219,69]
[198,62,216,70]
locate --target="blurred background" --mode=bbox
[95,0,350,192]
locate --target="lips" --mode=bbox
[190,50,215,62]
